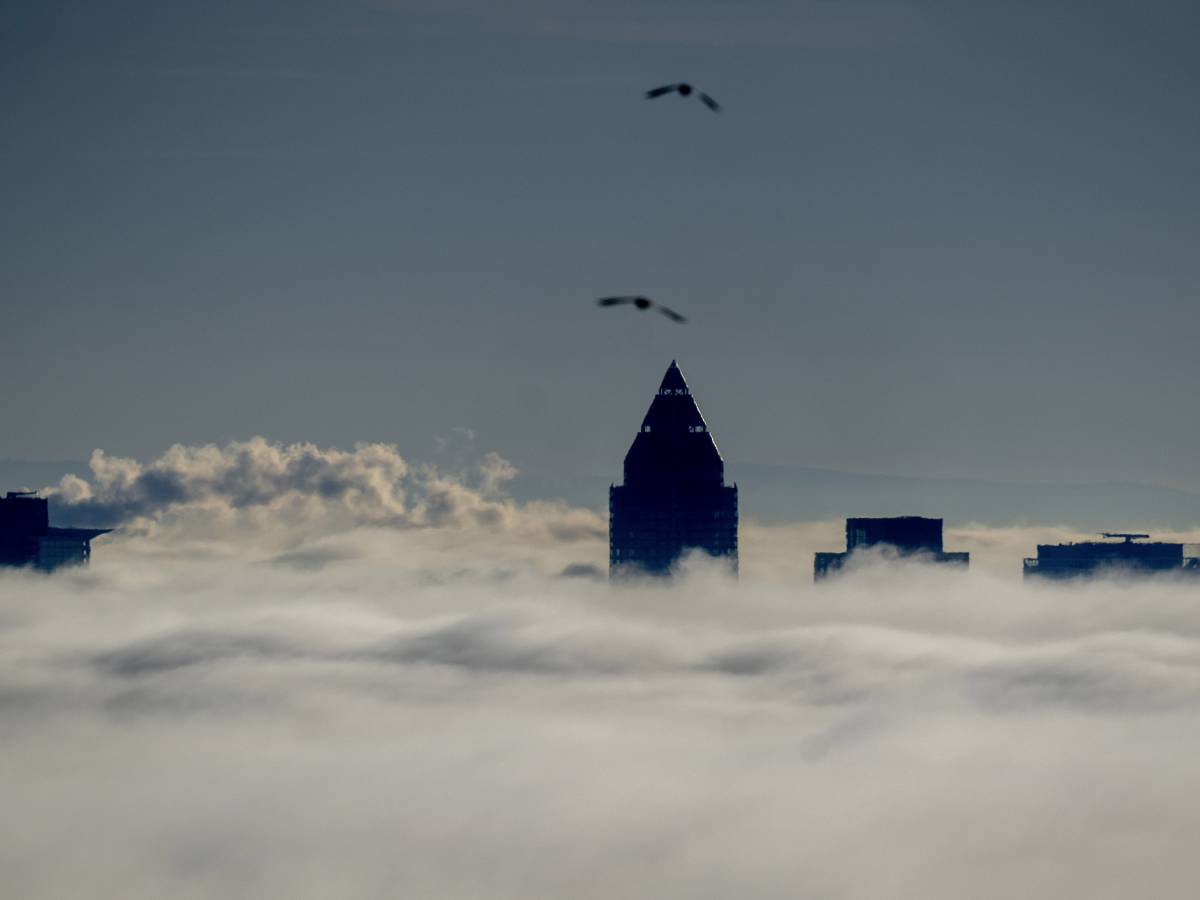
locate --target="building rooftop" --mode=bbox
[815,516,968,580]
[1024,532,1200,578]
[622,360,726,488]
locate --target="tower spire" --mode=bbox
[609,361,738,577]
[657,360,689,395]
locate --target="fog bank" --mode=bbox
[4,539,1200,898]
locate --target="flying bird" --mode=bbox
[597,295,687,323]
[645,82,720,112]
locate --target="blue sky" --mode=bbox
[3,0,1198,488]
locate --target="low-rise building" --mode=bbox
[814,516,969,580]
[1023,532,1200,580]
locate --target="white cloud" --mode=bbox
[9,439,1200,897]
[47,438,606,562]
[4,543,1200,898]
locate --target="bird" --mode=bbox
[645,82,720,112]
[597,295,687,323]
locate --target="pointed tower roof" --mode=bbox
[622,361,726,487]
[658,360,688,394]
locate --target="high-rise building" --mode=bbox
[0,491,111,572]
[1023,532,1200,580]
[609,361,738,577]
[814,516,969,579]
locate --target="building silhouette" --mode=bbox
[609,361,738,577]
[814,516,969,579]
[1024,532,1200,580]
[0,491,111,572]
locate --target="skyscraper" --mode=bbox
[0,491,111,572]
[609,361,738,577]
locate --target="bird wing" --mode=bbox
[597,296,635,307]
[645,84,680,99]
[698,92,721,112]
[656,305,687,323]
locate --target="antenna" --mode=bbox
[1101,532,1150,543]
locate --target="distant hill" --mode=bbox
[512,463,1200,530]
[731,464,1200,530]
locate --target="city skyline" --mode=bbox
[5,3,1200,894]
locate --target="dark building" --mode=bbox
[609,361,738,577]
[1024,532,1200,580]
[0,491,111,572]
[814,516,969,579]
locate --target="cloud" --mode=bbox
[92,629,306,678]
[46,438,606,561]
[9,440,1200,897]
[742,519,1200,583]
[5,546,1200,898]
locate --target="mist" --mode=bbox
[4,452,1200,897]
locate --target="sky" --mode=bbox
[3,0,1199,493]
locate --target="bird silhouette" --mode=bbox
[597,296,687,323]
[645,83,720,112]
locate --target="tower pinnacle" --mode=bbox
[609,361,738,577]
